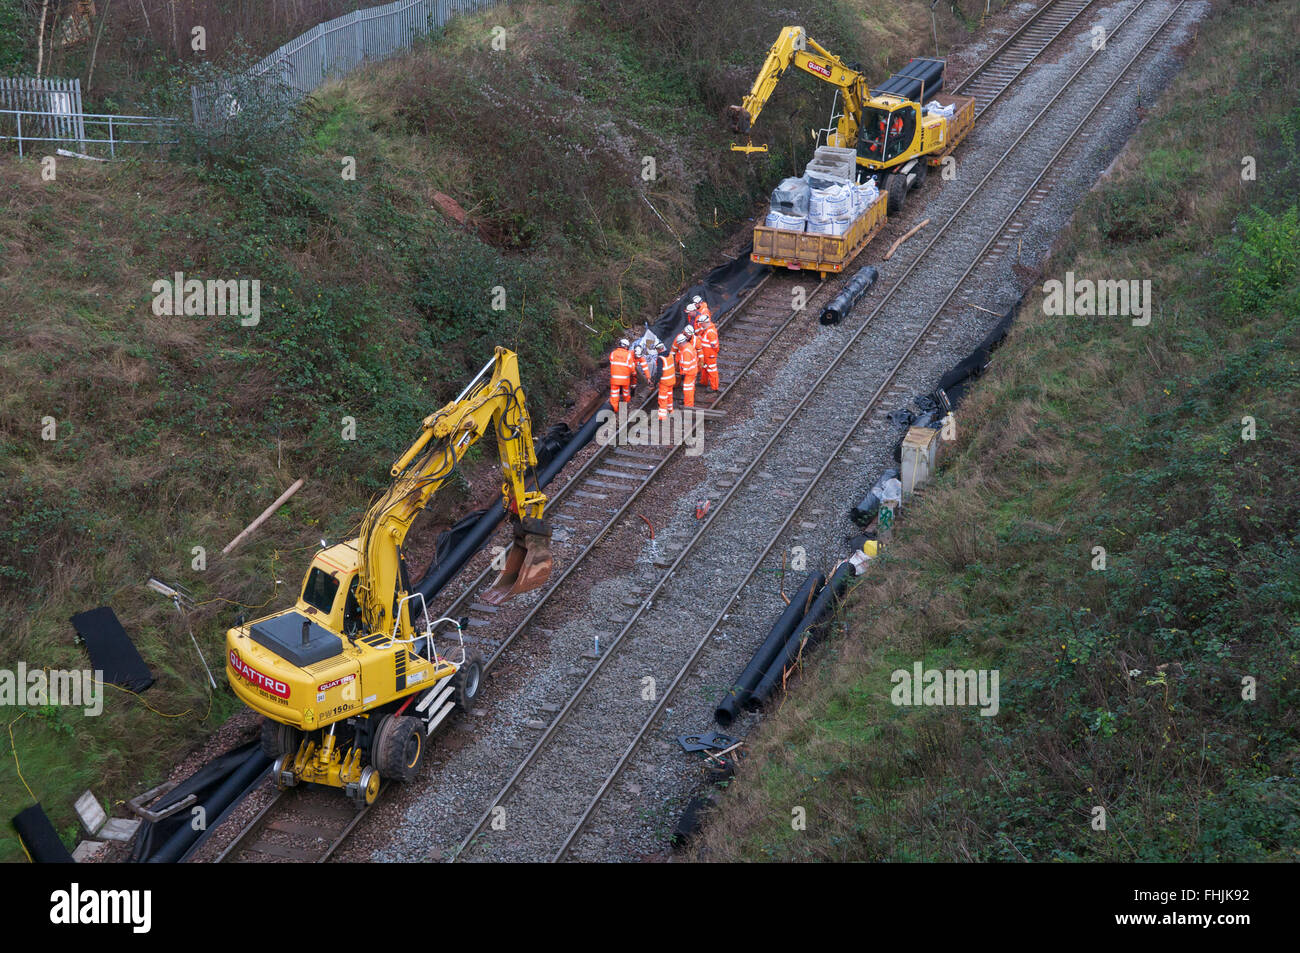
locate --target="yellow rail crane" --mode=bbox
[728,26,975,212]
[226,347,552,806]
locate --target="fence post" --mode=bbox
[16,110,22,159]
[108,115,115,159]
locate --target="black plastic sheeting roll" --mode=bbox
[872,57,944,101]
[748,561,855,710]
[820,265,879,325]
[12,803,74,863]
[131,741,270,863]
[715,572,824,725]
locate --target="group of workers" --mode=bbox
[609,296,721,420]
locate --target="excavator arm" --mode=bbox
[728,26,867,153]
[355,347,550,638]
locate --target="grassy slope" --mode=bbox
[697,0,1300,862]
[0,0,989,861]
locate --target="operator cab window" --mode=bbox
[861,106,917,163]
[302,567,340,615]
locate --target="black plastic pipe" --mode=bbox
[748,561,855,710]
[715,572,824,725]
[820,266,879,325]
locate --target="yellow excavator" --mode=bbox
[728,26,974,212]
[226,347,552,806]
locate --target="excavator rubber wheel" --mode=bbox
[885,173,908,214]
[374,715,425,782]
[450,653,485,713]
[910,160,928,191]
[260,718,302,759]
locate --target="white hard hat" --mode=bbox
[675,333,687,346]
[619,338,631,349]
[692,295,703,304]
[683,324,695,337]
[685,302,696,313]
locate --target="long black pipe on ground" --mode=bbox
[820,266,878,325]
[715,572,824,726]
[748,561,855,710]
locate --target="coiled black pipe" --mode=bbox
[820,266,879,325]
[715,572,824,725]
[748,561,855,709]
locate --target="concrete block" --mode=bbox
[75,790,106,836]
[97,818,141,843]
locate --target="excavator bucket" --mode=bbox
[481,518,552,605]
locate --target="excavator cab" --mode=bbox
[482,515,552,605]
[861,103,918,163]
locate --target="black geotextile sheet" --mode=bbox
[70,606,154,693]
[12,803,74,863]
[414,247,766,605]
[648,244,767,345]
[131,740,268,862]
[935,301,1017,407]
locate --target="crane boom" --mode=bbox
[728,26,868,153]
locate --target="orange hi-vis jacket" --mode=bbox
[610,346,635,386]
[657,350,676,386]
[697,323,719,359]
[674,341,698,380]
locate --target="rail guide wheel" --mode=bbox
[347,766,380,809]
[272,753,298,790]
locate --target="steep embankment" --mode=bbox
[697,0,1300,862]
[0,0,995,860]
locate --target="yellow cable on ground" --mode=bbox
[106,683,214,721]
[7,713,38,803]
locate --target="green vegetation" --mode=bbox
[697,0,1300,861]
[1,0,993,860]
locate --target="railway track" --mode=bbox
[449,0,1193,863]
[955,0,1103,116]
[210,0,1186,864]
[215,786,377,863]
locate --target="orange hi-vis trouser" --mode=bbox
[674,343,698,408]
[698,326,720,390]
[657,354,676,420]
[609,346,635,410]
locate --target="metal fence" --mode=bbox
[0,76,177,160]
[191,0,499,124]
[0,76,87,150]
[1,109,178,159]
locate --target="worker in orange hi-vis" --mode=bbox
[691,295,713,325]
[655,343,676,421]
[609,337,635,411]
[673,328,698,409]
[695,311,720,391]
